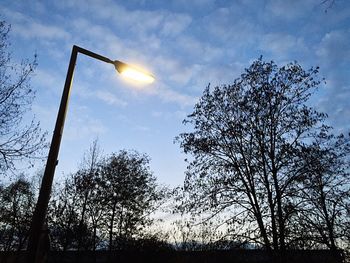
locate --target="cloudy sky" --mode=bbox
[1,0,349,186]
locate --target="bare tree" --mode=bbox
[320,0,336,12]
[75,139,102,251]
[0,21,47,174]
[293,133,350,251]
[176,58,337,250]
[48,140,103,251]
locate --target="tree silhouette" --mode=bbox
[0,177,35,251]
[177,57,349,250]
[48,146,167,251]
[98,150,163,251]
[293,133,350,250]
[0,21,47,174]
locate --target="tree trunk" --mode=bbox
[273,173,285,250]
[320,188,337,251]
[270,125,285,251]
[246,174,271,249]
[77,192,88,251]
[258,135,278,250]
[109,202,117,251]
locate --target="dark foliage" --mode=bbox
[48,144,168,251]
[0,177,35,251]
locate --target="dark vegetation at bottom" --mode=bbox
[0,250,344,263]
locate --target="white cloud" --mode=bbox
[168,64,202,85]
[314,29,350,133]
[32,69,64,95]
[160,13,192,37]
[201,5,260,47]
[71,18,113,40]
[152,54,203,86]
[316,29,350,64]
[171,0,216,11]
[157,86,197,106]
[144,82,198,107]
[64,105,108,140]
[176,35,223,62]
[259,33,307,58]
[55,0,181,36]
[33,102,107,142]
[31,104,57,133]
[95,90,128,107]
[132,125,150,132]
[196,65,238,87]
[265,0,315,20]
[151,110,188,121]
[316,83,350,133]
[1,6,70,41]
[19,21,69,40]
[70,78,129,108]
[62,0,193,38]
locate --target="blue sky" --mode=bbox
[1,0,350,186]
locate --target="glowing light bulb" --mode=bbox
[114,60,155,83]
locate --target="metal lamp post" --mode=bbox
[27,45,154,263]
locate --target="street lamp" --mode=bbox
[27,45,154,262]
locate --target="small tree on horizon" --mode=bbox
[98,150,165,251]
[48,145,168,251]
[0,176,35,251]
